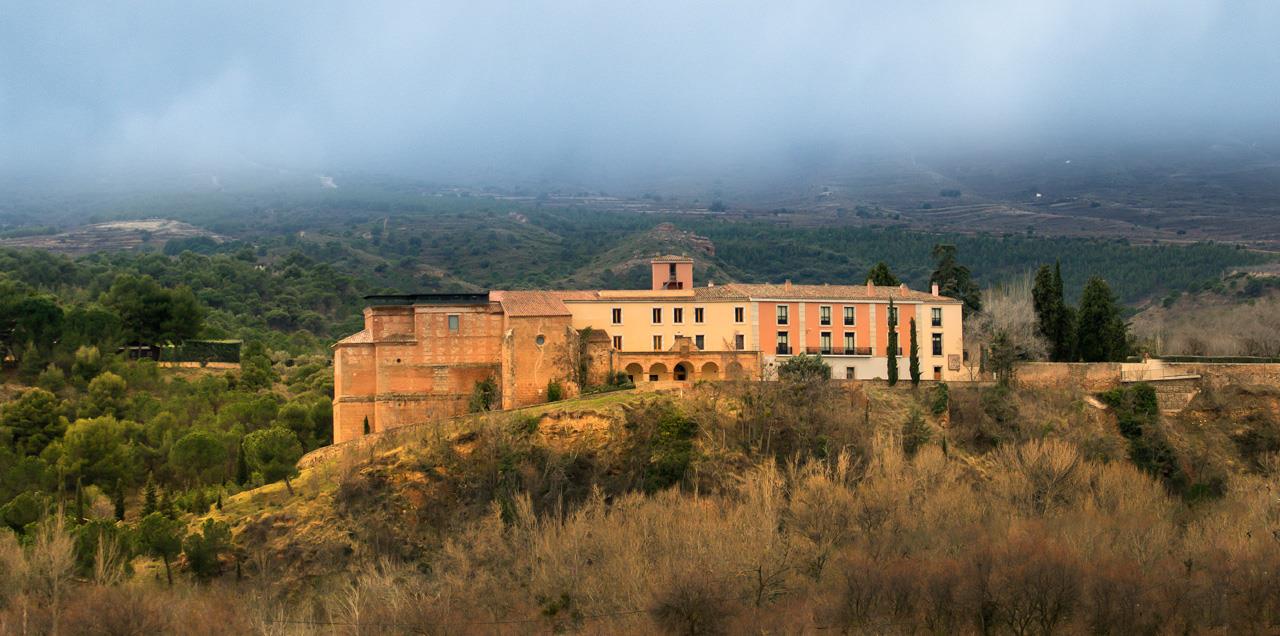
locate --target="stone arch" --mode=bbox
[701,361,720,379]
[674,361,693,382]
[625,363,644,383]
[726,361,746,379]
[648,363,669,382]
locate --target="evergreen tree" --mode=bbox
[908,317,921,387]
[158,487,176,519]
[143,473,158,516]
[929,244,982,316]
[989,330,1018,386]
[1077,277,1129,362]
[866,262,900,286]
[886,299,899,386]
[137,512,183,586]
[74,477,85,524]
[235,439,249,486]
[113,478,126,521]
[1032,261,1076,361]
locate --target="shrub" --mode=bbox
[930,382,950,416]
[469,376,499,412]
[183,519,232,581]
[902,410,932,457]
[546,380,564,402]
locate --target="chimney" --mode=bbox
[931,282,940,297]
[899,283,908,294]
[783,279,792,291]
[708,280,715,287]
[866,279,874,293]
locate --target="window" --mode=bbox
[649,374,659,382]
[673,307,684,324]
[653,335,663,350]
[931,307,942,327]
[734,306,745,323]
[535,334,546,346]
[735,333,745,350]
[694,335,705,350]
[819,305,831,326]
[844,333,856,352]
[612,307,623,324]
[888,306,899,324]
[652,307,662,323]
[933,366,943,380]
[612,335,623,350]
[776,331,789,354]
[776,305,789,325]
[844,306,856,326]
[820,332,832,354]
[694,307,704,323]
[846,367,856,380]
[932,333,943,356]
[448,315,459,332]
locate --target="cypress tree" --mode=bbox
[114,478,126,521]
[235,439,250,486]
[1077,277,1129,362]
[143,473,158,516]
[1033,261,1078,361]
[74,477,85,524]
[886,299,899,386]
[908,317,921,387]
[930,244,982,316]
[1053,263,1077,361]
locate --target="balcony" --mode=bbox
[803,346,873,356]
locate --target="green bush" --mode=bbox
[546,380,564,402]
[930,382,950,416]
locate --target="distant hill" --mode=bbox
[0,219,223,255]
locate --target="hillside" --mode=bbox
[152,375,1280,633]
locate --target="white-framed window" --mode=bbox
[844,306,856,326]
[653,335,663,350]
[652,307,662,323]
[694,334,705,350]
[612,335,623,350]
[844,332,856,352]
[694,307,704,323]
[931,307,942,327]
[820,331,832,354]
[735,333,745,350]
[447,315,459,332]
[776,331,789,354]
[819,305,831,326]
[611,307,623,324]
[932,333,943,356]
[673,307,684,324]
[734,306,745,323]
[777,305,789,325]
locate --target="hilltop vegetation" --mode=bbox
[5,373,1279,633]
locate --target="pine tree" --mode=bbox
[886,299,899,386]
[908,317,921,387]
[867,262,900,286]
[930,244,982,316]
[113,478,126,521]
[1077,277,1129,362]
[143,473,158,516]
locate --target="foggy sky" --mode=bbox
[2,1,1278,182]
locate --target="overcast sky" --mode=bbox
[2,1,1278,182]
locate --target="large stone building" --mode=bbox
[332,256,964,444]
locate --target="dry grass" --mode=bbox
[5,381,1280,633]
